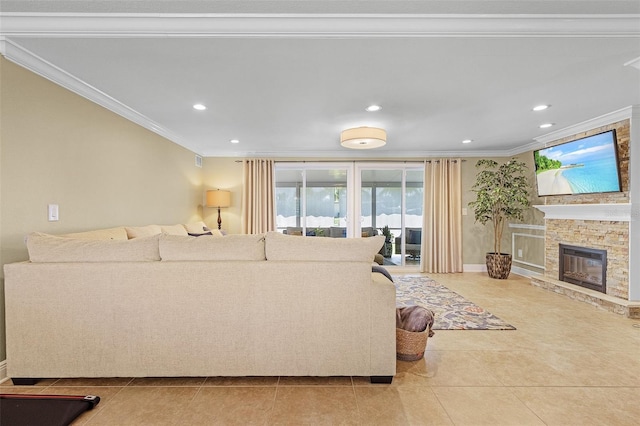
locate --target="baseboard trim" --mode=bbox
[463,264,542,278]
[0,360,8,384]
[463,264,486,272]
[511,266,543,278]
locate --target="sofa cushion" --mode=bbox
[60,227,128,240]
[183,221,209,234]
[265,232,384,262]
[27,233,161,262]
[160,224,189,236]
[159,234,266,261]
[125,225,162,239]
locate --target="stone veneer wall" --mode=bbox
[542,119,630,300]
[544,219,629,299]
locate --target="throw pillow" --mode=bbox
[159,234,265,261]
[125,225,162,239]
[372,265,393,282]
[183,221,209,234]
[27,232,161,262]
[160,224,189,236]
[187,229,224,237]
[60,227,128,240]
[188,231,213,237]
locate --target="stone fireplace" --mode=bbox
[528,110,639,318]
[531,203,637,317]
[559,244,606,293]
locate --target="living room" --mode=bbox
[1,2,640,424]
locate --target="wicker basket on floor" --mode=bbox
[396,327,430,361]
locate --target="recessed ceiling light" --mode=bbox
[230,139,240,144]
[365,104,382,112]
[462,139,473,144]
[193,104,207,111]
[533,105,550,112]
[539,123,554,129]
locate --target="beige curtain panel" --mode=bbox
[242,159,276,234]
[421,158,463,273]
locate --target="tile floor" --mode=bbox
[2,272,639,425]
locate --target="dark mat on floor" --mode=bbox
[0,394,100,426]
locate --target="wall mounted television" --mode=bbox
[533,129,621,197]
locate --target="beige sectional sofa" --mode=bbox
[4,225,396,385]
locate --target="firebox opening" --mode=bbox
[559,244,607,294]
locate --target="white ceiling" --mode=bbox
[1,1,639,158]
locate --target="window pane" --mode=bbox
[305,169,348,230]
[275,169,302,232]
[361,187,372,226]
[403,169,424,265]
[406,169,424,228]
[359,166,423,266]
[275,166,349,236]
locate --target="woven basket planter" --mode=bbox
[486,253,512,279]
[396,327,430,361]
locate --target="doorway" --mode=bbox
[275,162,424,267]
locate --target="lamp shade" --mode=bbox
[205,190,231,208]
[340,127,386,149]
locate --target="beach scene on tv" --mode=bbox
[534,131,621,196]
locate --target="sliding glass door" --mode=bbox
[275,163,353,237]
[356,164,424,266]
[275,162,423,267]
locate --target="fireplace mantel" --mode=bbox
[534,203,632,221]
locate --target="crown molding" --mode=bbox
[0,36,192,152]
[625,56,640,70]
[505,140,543,156]
[3,12,636,158]
[0,36,548,159]
[534,105,637,145]
[1,13,639,38]
[201,148,521,158]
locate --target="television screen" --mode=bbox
[533,130,621,196]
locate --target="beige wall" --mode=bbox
[0,57,203,360]
[462,153,544,267]
[203,156,544,269]
[201,157,244,235]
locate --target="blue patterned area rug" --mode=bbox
[393,275,516,330]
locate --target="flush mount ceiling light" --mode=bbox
[230,139,240,144]
[365,104,382,112]
[193,103,207,111]
[340,127,387,149]
[462,139,473,144]
[533,104,550,111]
[539,123,554,129]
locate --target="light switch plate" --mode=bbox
[48,204,59,221]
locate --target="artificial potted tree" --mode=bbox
[468,158,531,279]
